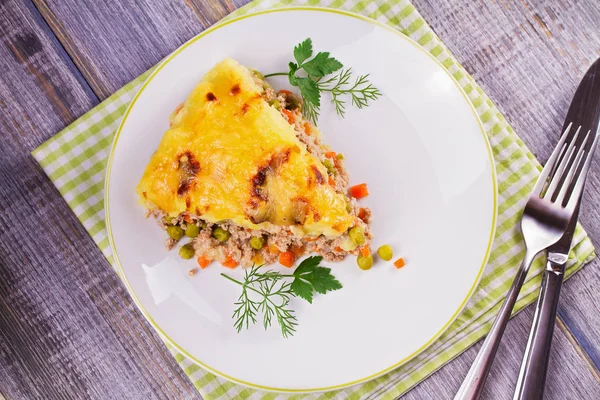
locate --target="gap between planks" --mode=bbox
[557,316,600,381]
[30,0,106,99]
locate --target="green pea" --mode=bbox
[336,153,345,160]
[268,99,281,110]
[179,243,195,259]
[185,224,200,238]
[345,199,353,213]
[357,254,373,270]
[377,244,393,261]
[322,159,336,175]
[212,227,231,242]
[167,225,184,241]
[348,226,366,245]
[251,69,264,80]
[250,236,266,250]
[164,216,175,224]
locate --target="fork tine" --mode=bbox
[543,126,581,199]
[565,128,599,211]
[555,130,589,204]
[532,122,573,196]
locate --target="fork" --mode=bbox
[454,122,599,400]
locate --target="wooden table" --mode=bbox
[1,0,599,398]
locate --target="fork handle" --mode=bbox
[454,250,539,400]
[513,261,564,400]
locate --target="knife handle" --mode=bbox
[513,261,565,400]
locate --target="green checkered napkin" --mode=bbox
[32,0,595,398]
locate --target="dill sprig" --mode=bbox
[318,68,382,118]
[221,256,342,337]
[222,267,297,337]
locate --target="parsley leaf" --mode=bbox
[291,277,314,303]
[292,256,343,303]
[294,255,322,274]
[301,52,343,78]
[264,38,381,124]
[295,77,320,107]
[293,38,313,65]
[306,266,343,294]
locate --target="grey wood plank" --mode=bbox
[402,303,600,399]
[0,1,198,399]
[557,258,600,370]
[31,0,208,99]
[184,0,237,27]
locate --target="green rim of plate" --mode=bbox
[104,6,498,393]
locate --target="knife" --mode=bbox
[513,57,600,400]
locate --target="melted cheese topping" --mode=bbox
[137,58,353,237]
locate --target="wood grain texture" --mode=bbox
[402,304,600,399]
[31,0,207,99]
[557,262,600,371]
[0,0,599,399]
[184,0,237,27]
[0,0,197,398]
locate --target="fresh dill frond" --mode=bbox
[221,256,342,337]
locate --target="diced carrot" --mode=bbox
[282,108,295,124]
[252,253,264,265]
[360,246,371,257]
[291,245,305,258]
[278,89,293,97]
[328,176,336,186]
[334,246,343,252]
[222,256,239,268]
[268,244,280,255]
[325,151,337,159]
[394,257,406,269]
[358,208,367,220]
[279,251,295,268]
[303,121,312,135]
[184,215,192,223]
[197,255,211,269]
[349,183,369,199]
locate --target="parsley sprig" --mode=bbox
[264,38,382,124]
[221,256,342,337]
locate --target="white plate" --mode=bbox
[106,7,496,393]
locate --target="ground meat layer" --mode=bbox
[150,204,371,267]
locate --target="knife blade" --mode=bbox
[513,57,600,400]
